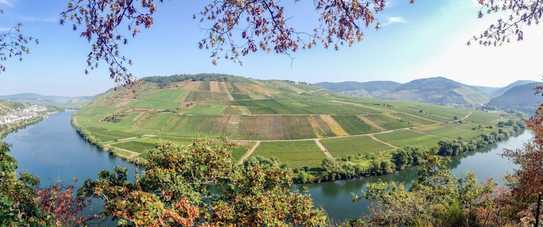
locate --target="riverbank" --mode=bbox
[293,119,526,184]
[305,130,532,221]
[71,115,144,165]
[5,112,138,187]
[4,111,532,222]
[72,106,526,186]
[0,116,46,139]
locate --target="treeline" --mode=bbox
[142,73,238,86]
[294,120,525,184]
[71,117,143,164]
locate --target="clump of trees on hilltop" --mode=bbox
[142,73,237,85]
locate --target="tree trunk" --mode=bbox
[536,193,542,227]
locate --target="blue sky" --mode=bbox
[0,0,541,96]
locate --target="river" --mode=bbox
[3,112,533,222]
[4,111,139,187]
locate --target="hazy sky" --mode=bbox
[0,0,541,96]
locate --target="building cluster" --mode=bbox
[0,105,47,125]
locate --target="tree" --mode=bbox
[362,156,496,226]
[472,1,543,224]
[60,0,414,83]
[0,143,85,226]
[472,0,543,46]
[498,108,543,226]
[0,11,37,74]
[77,139,327,226]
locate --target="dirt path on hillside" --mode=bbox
[232,128,413,143]
[461,111,473,121]
[314,139,335,160]
[368,134,398,149]
[332,100,441,124]
[238,141,261,164]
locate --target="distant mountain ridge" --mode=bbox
[316,81,400,96]
[316,77,541,111]
[491,80,538,98]
[383,77,490,106]
[0,93,93,109]
[487,82,543,114]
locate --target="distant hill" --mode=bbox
[487,82,543,114]
[382,77,490,106]
[471,85,500,96]
[317,77,489,107]
[316,77,543,108]
[491,80,538,98]
[0,93,93,109]
[315,81,400,96]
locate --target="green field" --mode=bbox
[332,115,377,135]
[253,141,326,168]
[74,74,516,166]
[321,136,393,159]
[113,141,157,153]
[375,130,442,148]
[364,114,410,130]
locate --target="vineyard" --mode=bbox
[74,74,513,167]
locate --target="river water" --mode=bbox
[3,112,533,222]
[4,111,139,187]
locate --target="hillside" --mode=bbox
[315,81,400,96]
[383,77,490,106]
[75,74,511,167]
[316,77,490,106]
[491,80,538,98]
[0,93,93,109]
[487,82,543,114]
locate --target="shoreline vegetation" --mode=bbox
[71,110,525,184]
[0,116,47,139]
[293,119,525,184]
[71,116,145,165]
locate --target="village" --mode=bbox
[0,105,48,125]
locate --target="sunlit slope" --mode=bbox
[74,74,510,165]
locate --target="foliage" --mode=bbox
[0,143,84,226]
[142,73,234,86]
[473,0,543,46]
[360,157,496,226]
[0,18,38,74]
[78,139,327,226]
[485,97,543,226]
[60,0,414,83]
